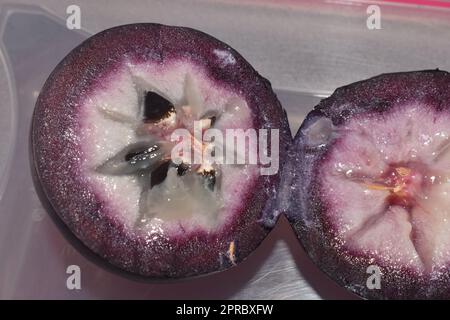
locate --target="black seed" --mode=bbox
[177,163,189,176]
[150,161,171,188]
[143,91,174,122]
[97,141,166,176]
[125,148,147,162]
[124,144,159,163]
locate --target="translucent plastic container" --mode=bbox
[1,0,450,299]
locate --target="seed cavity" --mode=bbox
[136,167,224,225]
[95,73,227,227]
[96,140,170,175]
[143,91,175,122]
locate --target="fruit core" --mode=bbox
[79,62,257,233]
[318,105,450,273]
[367,164,425,210]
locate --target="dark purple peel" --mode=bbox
[286,70,450,299]
[32,24,290,279]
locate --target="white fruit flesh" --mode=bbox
[319,104,450,274]
[79,60,258,235]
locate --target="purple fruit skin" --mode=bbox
[32,24,291,279]
[286,70,450,299]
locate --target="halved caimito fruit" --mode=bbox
[32,24,290,278]
[286,70,450,299]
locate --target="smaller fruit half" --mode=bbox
[286,70,450,299]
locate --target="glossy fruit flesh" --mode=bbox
[32,24,290,279]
